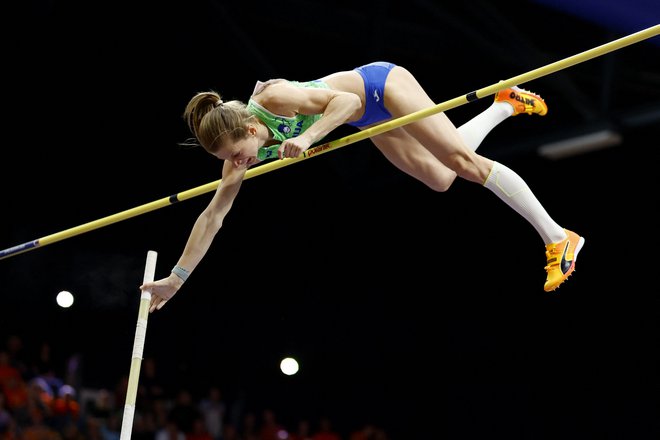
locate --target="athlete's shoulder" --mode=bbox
[251,79,288,97]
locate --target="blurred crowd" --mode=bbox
[0,335,389,440]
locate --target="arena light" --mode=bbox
[537,129,622,160]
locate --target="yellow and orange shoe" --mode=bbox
[544,229,585,292]
[495,85,548,116]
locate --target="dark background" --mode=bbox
[2,1,659,439]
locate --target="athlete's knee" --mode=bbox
[445,152,489,183]
[422,172,455,192]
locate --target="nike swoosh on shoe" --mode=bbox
[560,240,573,274]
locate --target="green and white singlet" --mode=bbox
[247,80,330,161]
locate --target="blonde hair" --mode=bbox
[182,90,256,154]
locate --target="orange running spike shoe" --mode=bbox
[544,229,585,292]
[495,85,548,116]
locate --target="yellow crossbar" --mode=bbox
[2,24,658,260]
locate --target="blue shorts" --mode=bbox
[347,61,396,128]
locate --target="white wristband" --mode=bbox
[171,265,190,282]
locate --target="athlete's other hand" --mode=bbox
[279,137,312,159]
[140,273,184,313]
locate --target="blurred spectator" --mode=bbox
[258,409,287,440]
[5,336,28,379]
[60,420,85,440]
[51,385,80,430]
[85,415,104,440]
[155,420,186,440]
[152,398,171,429]
[0,352,29,421]
[187,416,213,440]
[289,419,313,440]
[32,342,59,381]
[312,417,341,440]
[64,354,83,393]
[348,423,377,440]
[169,389,201,435]
[0,393,15,439]
[114,375,129,413]
[26,378,54,422]
[86,389,114,423]
[240,411,259,440]
[138,357,167,412]
[0,352,23,396]
[221,423,240,440]
[132,410,158,440]
[0,417,18,440]
[198,386,226,440]
[22,406,62,440]
[99,412,121,440]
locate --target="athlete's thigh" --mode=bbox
[384,66,467,158]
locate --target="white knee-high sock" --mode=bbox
[457,101,513,151]
[484,162,567,245]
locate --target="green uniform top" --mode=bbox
[247,79,330,161]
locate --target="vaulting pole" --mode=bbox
[120,250,157,440]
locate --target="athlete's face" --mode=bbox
[214,125,262,168]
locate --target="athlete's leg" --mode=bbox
[456,100,513,150]
[374,123,566,245]
[383,66,562,237]
[382,66,584,290]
